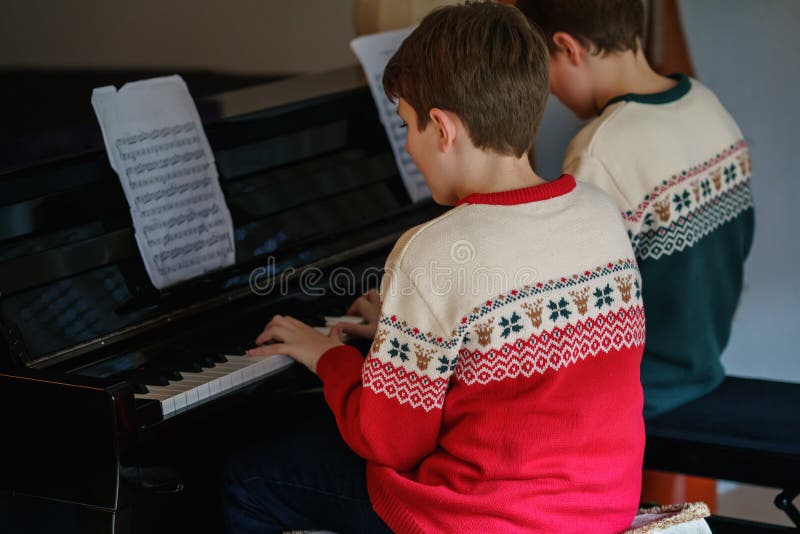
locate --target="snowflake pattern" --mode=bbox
[594,284,614,309]
[672,189,692,212]
[388,337,410,362]
[499,312,523,339]
[436,355,457,374]
[701,179,712,198]
[724,163,737,184]
[547,297,572,322]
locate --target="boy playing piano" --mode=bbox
[226,3,646,532]
[517,0,755,419]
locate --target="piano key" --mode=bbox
[173,393,188,412]
[196,353,218,368]
[185,388,199,405]
[134,354,293,419]
[127,370,170,387]
[142,363,183,382]
[135,392,171,401]
[175,359,204,373]
[121,378,149,394]
[324,315,364,326]
[147,384,191,395]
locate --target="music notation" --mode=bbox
[351,27,431,203]
[92,76,235,289]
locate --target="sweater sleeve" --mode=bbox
[316,266,457,471]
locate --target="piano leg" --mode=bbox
[77,505,132,534]
[76,482,134,534]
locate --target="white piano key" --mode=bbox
[173,392,188,412]
[208,377,221,396]
[134,354,294,420]
[135,392,171,401]
[220,373,232,390]
[146,384,188,395]
[230,370,243,387]
[163,397,175,416]
[185,388,199,405]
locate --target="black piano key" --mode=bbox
[127,380,149,394]
[201,342,247,357]
[219,345,247,357]
[195,354,216,368]
[125,370,169,387]
[173,357,204,373]
[141,361,184,381]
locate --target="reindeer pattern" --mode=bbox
[521,299,544,327]
[474,318,495,347]
[614,275,634,303]
[638,148,750,240]
[654,198,672,222]
[413,344,436,371]
[568,288,590,315]
[371,329,388,354]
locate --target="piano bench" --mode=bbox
[643,376,800,529]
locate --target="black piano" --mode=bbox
[0,66,445,534]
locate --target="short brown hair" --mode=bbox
[516,0,644,54]
[382,1,549,159]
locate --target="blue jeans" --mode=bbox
[223,393,393,534]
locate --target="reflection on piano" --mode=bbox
[0,66,446,534]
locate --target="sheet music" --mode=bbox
[91,75,235,289]
[351,27,432,203]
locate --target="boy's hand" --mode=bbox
[330,289,381,340]
[249,315,343,374]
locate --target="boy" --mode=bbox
[225,3,645,532]
[518,0,755,418]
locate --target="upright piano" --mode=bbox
[0,66,445,534]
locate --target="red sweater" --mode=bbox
[317,176,645,533]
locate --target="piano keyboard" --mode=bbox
[132,316,364,419]
[134,352,293,419]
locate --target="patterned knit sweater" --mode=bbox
[563,74,754,417]
[317,175,646,533]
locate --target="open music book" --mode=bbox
[92,75,235,289]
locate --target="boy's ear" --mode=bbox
[428,108,457,153]
[552,32,585,66]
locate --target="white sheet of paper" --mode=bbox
[351,27,431,203]
[91,75,235,289]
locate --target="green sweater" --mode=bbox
[563,74,754,417]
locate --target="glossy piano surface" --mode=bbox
[0,66,445,533]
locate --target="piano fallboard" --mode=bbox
[0,66,444,533]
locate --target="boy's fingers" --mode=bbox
[254,315,286,343]
[284,315,307,328]
[247,343,288,357]
[351,298,376,319]
[255,325,289,346]
[334,321,375,339]
[346,298,363,316]
[365,289,380,304]
[270,314,291,326]
[329,324,346,341]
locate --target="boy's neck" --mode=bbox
[454,150,546,201]
[591,48,678,114]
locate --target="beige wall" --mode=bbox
[0,0,359,74]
